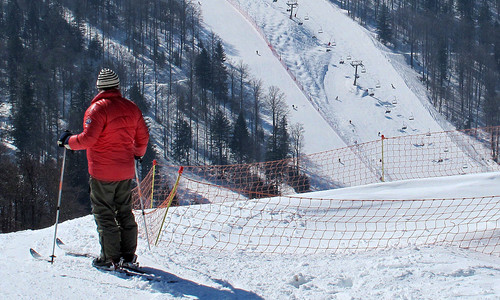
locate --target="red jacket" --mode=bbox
[68,89,149,181]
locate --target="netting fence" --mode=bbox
[132,126,500,256]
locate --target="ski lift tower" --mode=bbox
[287,1,298,19]
[350,60,363,85]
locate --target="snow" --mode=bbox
[2,0,499,298]
[1,173,500,299]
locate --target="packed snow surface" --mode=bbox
[1,173,500,299]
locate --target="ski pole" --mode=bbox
[50,147,67,263]
[155,166,184,246]
[135,161,151,250]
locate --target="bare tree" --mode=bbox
[237,60,248,114]
[265,86,288,160]
[250,79,264,161]
[290,122,305,166]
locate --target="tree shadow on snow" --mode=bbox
[141,266,264,299]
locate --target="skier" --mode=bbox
[57,68,149,270]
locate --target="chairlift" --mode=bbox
[346,54,352,60]
[444,147,449,153]
[304,14,309,20]
[392,97,397,105]
[385,107,391,113]
[409,114,414,121]
[318,27,323,33]
[402,123,407,130]
[376,81,381,88]
[361,66,366,73]
[426,131,431,136]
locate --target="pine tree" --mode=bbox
[195,44,211,90]
[140,141,156,178]
[13,78,42,157]
[129,83,149,114]
[210,109,231,165]
[484,72,499,127]
[230,112,251,164]
[265,116,290,162]
[6,0,23,104]
[276,115,290,160]
[377,4,392,45]
[173,119,192,164]
[212,40,228,104]
[477,1,492,47]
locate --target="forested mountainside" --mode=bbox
[334,0,499,128]
[0,0,292,232]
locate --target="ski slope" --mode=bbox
[198,0,348,154]
[199,0,452,153]
[1,173,499,299]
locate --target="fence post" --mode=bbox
[381,134,385,182]
[155,166,184,246]
[150,159,157,209]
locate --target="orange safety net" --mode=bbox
[132,126,500,255]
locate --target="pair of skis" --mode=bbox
[30,238,93,262]
[30,239,159,280]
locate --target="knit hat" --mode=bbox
[96,68,120,89]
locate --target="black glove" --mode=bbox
[57,130,72,149]
[134,155,143,163]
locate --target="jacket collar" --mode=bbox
[91,89,122,104]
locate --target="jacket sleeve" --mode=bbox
[67,102,106,150]
[134,112,149,157]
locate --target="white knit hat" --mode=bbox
[96,68,120,89]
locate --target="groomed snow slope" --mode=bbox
[199,0,453,154]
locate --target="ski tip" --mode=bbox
[30,248,43,259]
[56,238,64,246]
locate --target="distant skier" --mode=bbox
[58,68,149,270]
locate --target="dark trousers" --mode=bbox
[89,177,137,262]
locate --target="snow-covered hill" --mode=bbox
[198,0,453,154]
[1,173,499,299]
